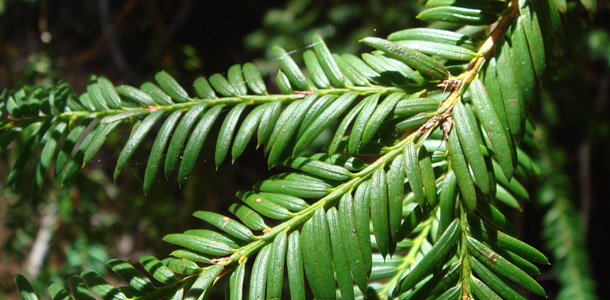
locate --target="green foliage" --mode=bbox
[588,29,610,67]
[534,89,599,300]
[243,0,421,74]
[537,150,597,300]
[0,0,597,299]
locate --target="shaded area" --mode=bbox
[0,1,608,299]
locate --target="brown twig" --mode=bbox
[416,3,519,140]
[25,202,58,279]
[69,0,143,65]
[578,143,592,235]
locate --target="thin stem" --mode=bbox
[26,201,58,279]
[137,277,194,300]
[213,0,522,278]
[4,2,523,295]
[458,201,473,296]
[5,85,405,129]
[378,217,434,299]
[435,1,519,118]
[227,120,424,266]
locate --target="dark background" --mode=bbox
[0,0,608,299]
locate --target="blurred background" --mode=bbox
[0,0,608,299]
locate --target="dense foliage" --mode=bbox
[0,0,604,299]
